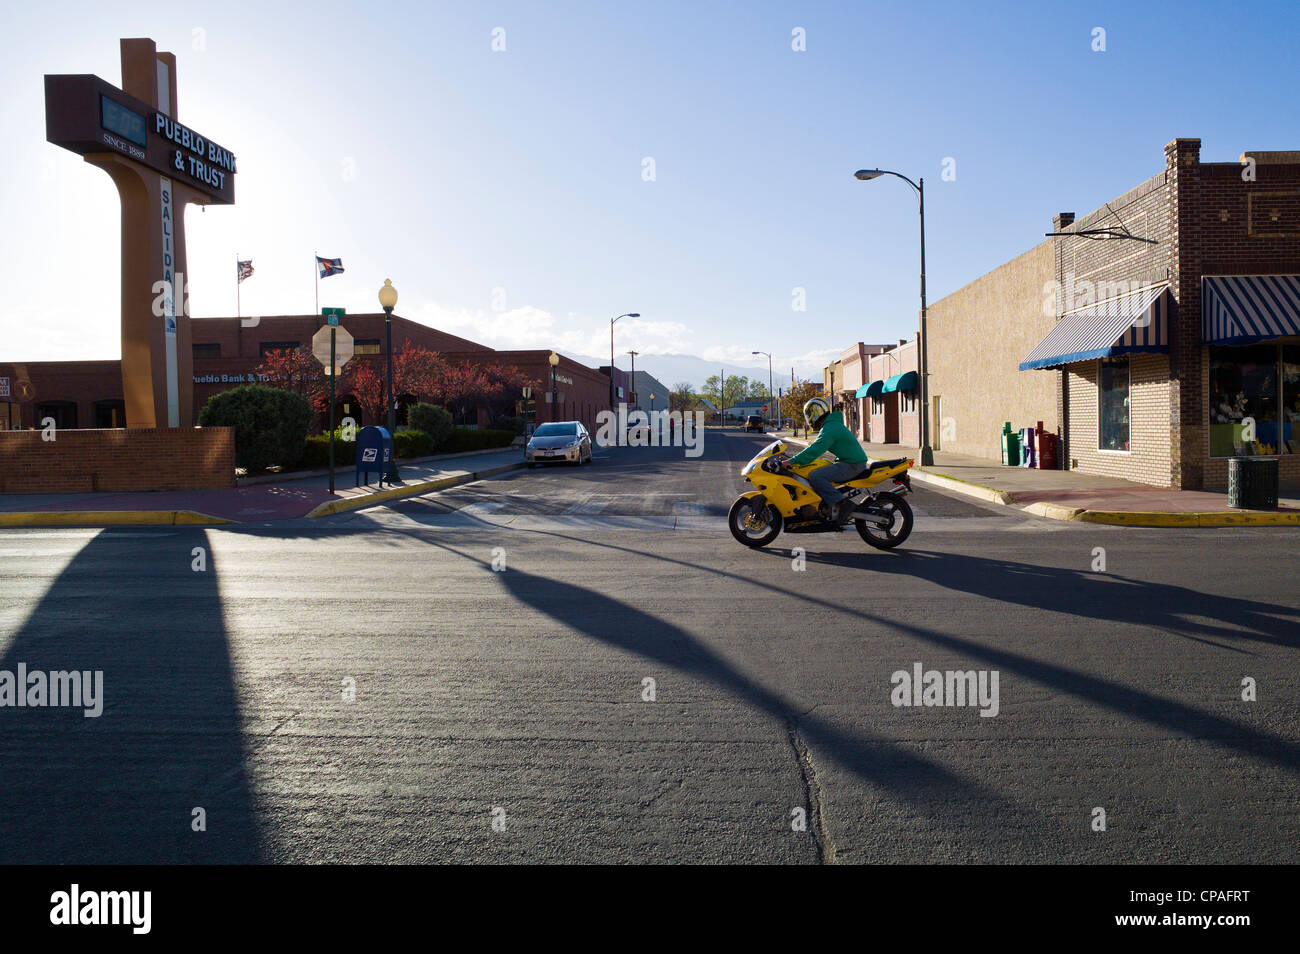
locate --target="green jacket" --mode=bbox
[789,411,867,466]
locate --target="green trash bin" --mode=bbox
[1228,456,1278,509]
[1000,423,1021,466]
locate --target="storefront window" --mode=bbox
[900,390,916,413]
[1098,357,1130,451]
[1283,345,1299,455]
[1209,345,1280,456]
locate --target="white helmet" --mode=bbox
[803,396,831,430]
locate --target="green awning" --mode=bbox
[854,380,885,399]
[881,371,917,393]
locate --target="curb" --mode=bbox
[0,509,234,528]
[236,446,519,486]
[1072,509,1300,527]
[306,461,527,518]
[908,470,1015,506]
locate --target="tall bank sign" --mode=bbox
[45,38,237,428]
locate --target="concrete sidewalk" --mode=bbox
[0,447,527,527]
[770,431,1300,527]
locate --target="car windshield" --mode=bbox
[534,423,578,437]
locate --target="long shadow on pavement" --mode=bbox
[0,529,263,863]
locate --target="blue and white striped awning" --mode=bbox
[1019,285,1169,371]
[1202,275,1300,344]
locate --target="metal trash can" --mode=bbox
[1227,456,1278,510]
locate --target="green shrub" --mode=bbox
[301,435,357,468]
[394,428,432,458]
[199,384,312,473]
[407,403,453,447]
[439,427,516,453]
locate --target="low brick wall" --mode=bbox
[0,427,235,493]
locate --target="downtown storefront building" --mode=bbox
[921,139,1300,490]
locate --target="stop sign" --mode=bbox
[312,324,354,376]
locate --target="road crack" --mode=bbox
[786,716,835,864]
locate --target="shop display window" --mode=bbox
[1282,345,1300,455]
[1099,357,1130,451]
[1210,344,1282,456]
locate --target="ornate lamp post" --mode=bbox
[378,278,400,482]
[549,350,560,421]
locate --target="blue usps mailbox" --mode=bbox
[356,426,394,487]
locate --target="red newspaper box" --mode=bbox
[1034,420,1058,470]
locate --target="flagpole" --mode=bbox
[314,252,319,316]
[236,251,241,319]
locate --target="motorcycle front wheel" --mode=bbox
[728,496,783,548]
[855,491,913,549]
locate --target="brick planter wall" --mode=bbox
[0,427,235,493]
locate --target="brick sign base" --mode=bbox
[0,427,235,494]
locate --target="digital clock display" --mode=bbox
[100,95,147,148]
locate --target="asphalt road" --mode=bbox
[1,429,1297,863]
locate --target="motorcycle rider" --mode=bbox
[784,396,868,524]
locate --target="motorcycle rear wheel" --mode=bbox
[855,492,913,549]
[728,496,783,548]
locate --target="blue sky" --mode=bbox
[2,0,1296,385]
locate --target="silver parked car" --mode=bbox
[526,421,593,466]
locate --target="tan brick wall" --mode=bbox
[926,241,1059,460]
[1066,355,1173,486]
[0,427,235,493]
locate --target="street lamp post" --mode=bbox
[752,350,774,427]
[549,351,559,421]
[378,278,400,482]
[855,168,932,466]
[609,313,639,410]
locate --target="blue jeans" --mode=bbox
[806,460,864,509]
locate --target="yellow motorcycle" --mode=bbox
[728,440,915,549]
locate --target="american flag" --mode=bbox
[237,260,254,283]
[316,256,345,278]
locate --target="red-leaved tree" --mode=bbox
[340,340,451,424]
[253,346,330,413]
[438,361,536,423]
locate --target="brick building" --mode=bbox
[835,342,895,439]
[2,313,616,436]
[908,138,1299,490]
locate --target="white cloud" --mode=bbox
[414,302,695,360]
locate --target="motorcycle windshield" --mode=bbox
[742,441,784,475]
